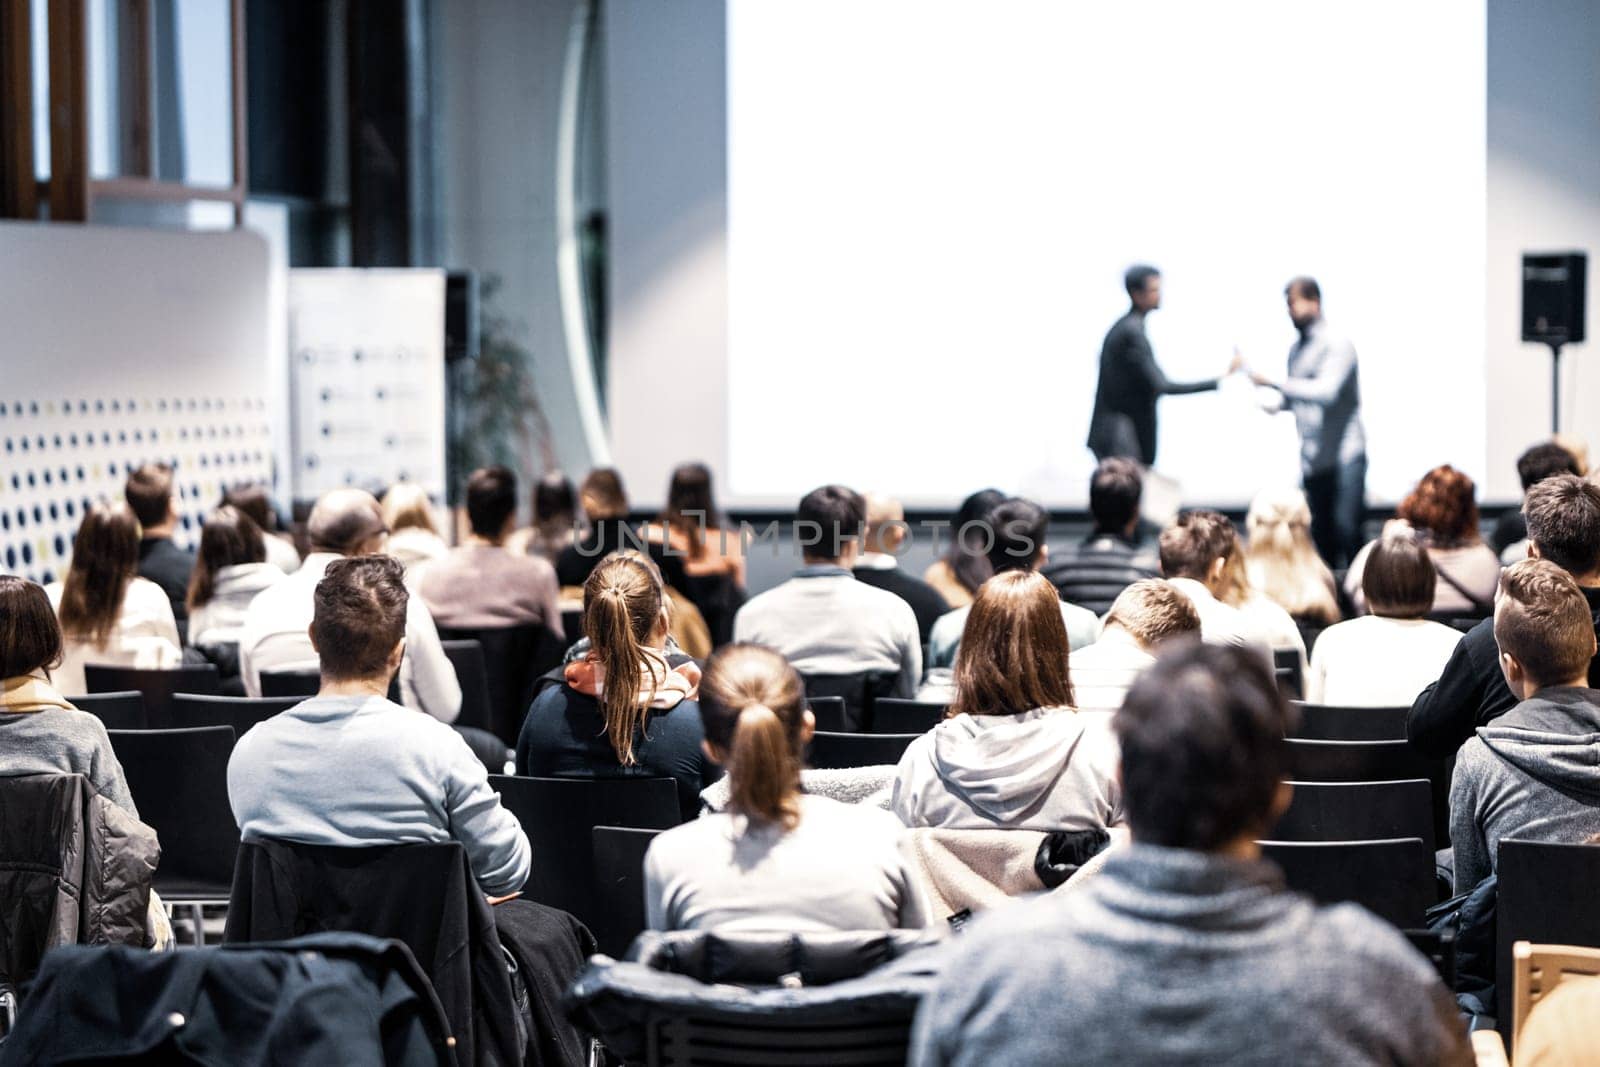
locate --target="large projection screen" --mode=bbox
[606,0,1487,510]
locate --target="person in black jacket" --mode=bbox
[1043,458,1160,616]
[1086,265,1234,465]
[1408,473,1600,757]
[125,462,196,624]
[853,492,949,643]
[1488,441,1581,556]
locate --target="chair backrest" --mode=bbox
[489,775,680,933]
[439,640,493,735]
[1269,779,1435,853]
[258,669,321,698]
[1497,839,1600,1045]
[870,698,946,735]
[1274,648,1303,701]
[799,672,896,733]
[82,664,220,729]
[592,825,667,959]
[65,691,147,731]
[678,570,746,650]
[169,694,300,737]
[807,731,919,770]
[805,696,849,733]
[1512,941,1600,1044]
[1257,837,1434,929]
[1289,702,1409,741]
[438,624,556,744]
[1283,737,1449,843]
[107,726,238,893]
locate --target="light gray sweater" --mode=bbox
[0,705,138,816]
[910,844,1471,1066]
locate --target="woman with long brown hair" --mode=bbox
[515,551,713,820]
[45,503,181,694]
[642,642,926,931]
[187,505,283,649]
[892,570,1123,832]
[643,462,746,589]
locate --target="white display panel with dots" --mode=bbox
[0,224,272,586]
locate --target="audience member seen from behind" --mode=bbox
[908,641,1472,1067]
[236,488,462,723]
[1068,579,1200,716]
[506,470,581,566]
[186,506,283,652]
[644,643,927,932]
[1492,441,1580,560]
[46,503,181,695]
[1449,559,1600,894]
[733,485,922,701]
[228,556,530,896]
[124,462,196,623]
[0,576,139,814]
[1244,487,1340,649]
[1215,523,1309,670]
[1306,533,1460,706]
[558,468,641,589]
[1042,458,1159,616]
[852,492,949,643]
[1157,510,1266,656]
[517,552,714,821]
[379,482,448,575]
[928,497,1099,669]
[643,462,747,590]
[223,483,301,573]
[894,571,1121,833]
[922,488,1006,610]
[1345,465,1500,617]
[416,466,563,642]
[1408,474,1600,758]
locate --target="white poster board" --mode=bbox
[288,269,447,505]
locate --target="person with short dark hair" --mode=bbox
[187,506,283,651]
[1086,266,1227,465]
[733,485,922,698]
[1409,473,1600,757]
[852,492,949,643]
[1041,458,1160,616]
[228,555,530,896]
[908,641,1472,1067]
[1493,440,1582,559]
[1157,510,1267,653]
[124,463,197,622]
[1067,578,1201,715]
[1306,532,1461,705]
[1449,559,1600,893]
[415,466,563,640]
[507,471,581,566]
[928,498,1099,668]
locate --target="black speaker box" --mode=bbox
[445,270,480,362]
[1522,252,1587,345]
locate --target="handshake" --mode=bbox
[1226,347,1275,389]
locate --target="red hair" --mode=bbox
[1397,465,1480,547]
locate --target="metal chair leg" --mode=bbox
[190,902,206,946]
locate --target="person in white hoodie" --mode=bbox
[893,570,1123,833]
[186,506,284,649]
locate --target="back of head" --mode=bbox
[1114,641,1291,850]
[1244,488,1337,622]
[1494,559,1595,690]
[984,497,1048,574]
[465,465,518,540]
[534,471,578,524]
[946,488,1007,594]
[1159,510,1235,582]
[699,643,807,829]
[863,490,904,536]
[222,483,279,533]
[1106,579,1201,649]
[1361,531,1437,619]
[581,468,629,522]
[1090,458,1142,535]
[59,502,142,645]
[1124,264,1159,300]
[796,484,865,562]
[1397,465,1479,547]
[188,505,266,611]
[379,483,436,537]
[1523,473,1600,578]
[1517,441,1581,492]
[0,576,64,681]
[311,489,388,555]
[123,463,174,530]
[663,463,719,527]
[311,555,410,684]
[952,570,1074,717]
[582,552,667,765]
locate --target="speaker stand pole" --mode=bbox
[1550,341,1565,435]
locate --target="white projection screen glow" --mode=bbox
[610,0,1487,510]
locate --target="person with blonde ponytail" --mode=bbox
[516,551,714,820]
[644,643,927,932]
[1244,488,1341,647]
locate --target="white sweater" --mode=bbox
[1305,616,1463,707]
[45,577,182,696]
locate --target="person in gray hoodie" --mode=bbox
[1450,558,1600,893]
[893,570,1122,832]
[910,641,1471,1067]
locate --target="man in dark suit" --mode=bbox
[1087,265,1231,465]
[852,492,949,643]
[125,462,196,624]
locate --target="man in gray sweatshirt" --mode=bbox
[909,641,1470,1067]
[1450,558,1600,893]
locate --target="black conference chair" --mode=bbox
[799,671,897,733]
[438,623,559,744]
[1495,839,1600,1045]
[678,571,746,650]
[169,694,299,736]
[806,696,849,733]
[592,825,668,958]
[1284,737,1451,843]
[1258,838,1435,929]
[1269,779,1436,853]
[489,775,680,938]
[83,664,220,729]
[258,669,321,698]
[870,698,946,735]
[107,726,239,944]
[1274,648,1303,701]
[66,690,146,731]
[807,731,919,770]
[560,608,585,651]
[1289,702,1409,741]
[439,640,494,735]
